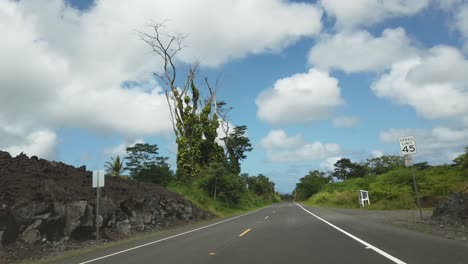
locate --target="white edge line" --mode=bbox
[294,202,407,264]
[78,206,270,264]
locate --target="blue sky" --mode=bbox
[1,0,468,193]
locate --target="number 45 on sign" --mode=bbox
[399,136,417,155]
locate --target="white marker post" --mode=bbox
[399,136,423,220]
[92,170,105,241]
[358,190,370,207]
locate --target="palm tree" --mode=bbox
[105,155,126,177]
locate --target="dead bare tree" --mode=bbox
[139,24,225,179]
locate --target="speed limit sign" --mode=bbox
[399,136,417,155]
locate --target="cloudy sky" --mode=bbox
[1,0,468,193]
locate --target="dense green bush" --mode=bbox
[168,162,279,216]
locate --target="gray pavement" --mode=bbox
[53,202,468,264]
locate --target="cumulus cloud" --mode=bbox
[104,139,144,157]
[309,28,420,73]
[320,156,342,171]
[256,69,344,125]
[437,0,464,11]
[260,130,341,162]
[372,45,468,120]
[333,116,360,128]
[321,0,431,29]
[455,4,468,53]
[371,150,384,158]
[1,128,57,159]
[379,126,468,163]
[0,0,323,154]
[260,130,306,149]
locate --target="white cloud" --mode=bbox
[1,129,57,159]
[104,139,144,157]
[371,150,384,158]
[333,116,360,128]
[260,130,341,162]
[372,45,468,120]
[260,130,306,149]
[309,28,420,73]
[0,0,323,153]
[321,0,431,29]
[256,69,344,125]
[320,156,342,171]
[379,126,468,163]
[437,0,464,11]
[455,4,468,53]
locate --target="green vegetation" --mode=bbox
[105,155,126,177]
[295,151,468,210]
[223,125,253,175]
[168,179,280,217]
[102,26,279,217]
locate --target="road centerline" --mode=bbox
[238,228,252,237]
[77,206,270,264]
[295,202,407,264]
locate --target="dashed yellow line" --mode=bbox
[264,216,269,220]
[239,228,252,237]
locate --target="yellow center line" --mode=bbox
[239,228,252,237]
[264,216,269,220]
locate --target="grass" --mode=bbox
[167,183,280,217]
[304,166,468,210]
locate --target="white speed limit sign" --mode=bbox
[399,136,417,155]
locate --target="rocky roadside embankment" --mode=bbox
[0,151,212,263]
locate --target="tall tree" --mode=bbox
[133,161,174,187]
[332,158,369,180]
[105,155,126,177]
[453,147,468,170]
[125,143,164,177]
[223,125,253,175]
[294,171,331,201]
[246,174,275,195]
[366,155,404,175]
[139,24,225,181]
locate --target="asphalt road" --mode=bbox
[55,202,468,264]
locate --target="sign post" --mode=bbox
[399,136,423,220]
[92,170,105,241]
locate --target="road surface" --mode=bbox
[54,202,468,264]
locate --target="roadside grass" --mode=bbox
[304,166,468,210]
[168,183,280,217]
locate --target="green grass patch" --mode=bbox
[168,183,279,217]
[304,166,468,210]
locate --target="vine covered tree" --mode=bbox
[140,24,225,181]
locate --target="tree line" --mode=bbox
[294,149,468,201]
